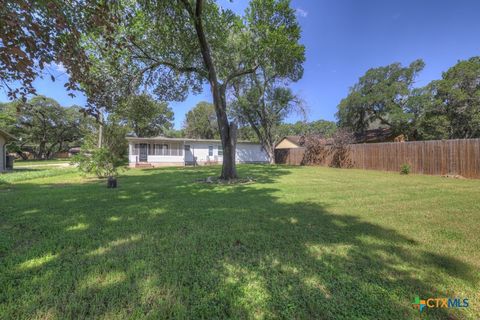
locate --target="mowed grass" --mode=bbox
[14,158,71,166]
[0,165,479,319]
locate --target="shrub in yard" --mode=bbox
[329,129,354,168]
[301,134,329,165]
[400,163,411,175]
[301,129,354,168]
[72,147,124,186]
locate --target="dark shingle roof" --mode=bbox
[354,128,395,143]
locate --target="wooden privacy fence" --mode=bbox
[274,139,480,178]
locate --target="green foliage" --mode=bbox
[337,56,480,141]
[278,120,338,137]
[1,96,89,159]
[0,102,17,128]
[73,147,123,178]
[406,85,450,140]
[183,102,219,139]
[336,60,425,135]
[103,122,129,160]
[237,126,260,142]
[163,128,185,138]
[400,163,411,175]
[115,94,174,137]
[434,56,480,138]
[231,79,303,161]
[72,113,128,178]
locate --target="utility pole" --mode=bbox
[98,111,103,148]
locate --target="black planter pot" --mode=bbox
[107,176,117,188]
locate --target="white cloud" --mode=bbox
[48,62,67,73]
[296,8,308,18]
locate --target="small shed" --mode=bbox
[275,136,304,149]
[0,129,15,172]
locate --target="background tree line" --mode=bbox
[0,94,175,160]
[0,97,89,159]
[336,56,480,140]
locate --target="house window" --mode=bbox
[218,145,223,156]
[163,144,169,156]
[185,145,190,151]
[208,146,213,156]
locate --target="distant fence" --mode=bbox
[274,139,480,178]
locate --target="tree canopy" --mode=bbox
[0,1,109,100]
[278,120,338,137]
[434,56,480,138]
[231,82,303,162]
[336,60,425,135]
[1,96,89,159]
[183,102,219,139]
[115,94,174,137]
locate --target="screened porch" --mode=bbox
[131,142,184,156]
[129,141,185,164]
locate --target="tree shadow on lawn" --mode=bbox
[0,166,477,319]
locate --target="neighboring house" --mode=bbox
[275,136,334,150]
[0,129,15,172]
[127,136,269,168]
[275,136,303,149]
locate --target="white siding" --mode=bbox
[147,155,184,163]
[188,142,223,163]
[0,135,5,172]
[236,143,269,163]
[128,140,270,165]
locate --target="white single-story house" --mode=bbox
[127,136,269,167]
[0,129,15,172]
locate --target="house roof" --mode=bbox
[125,136,259,144]
[0,129,15,141]
[275,136,334,148]
[282,136,302,146]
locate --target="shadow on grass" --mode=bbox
[0,165,476,319]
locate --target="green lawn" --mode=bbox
[0,165,478,319]
[14,158,71,167]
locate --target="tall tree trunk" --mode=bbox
[267,146,275,164]
[98,112,103,148]
[16,151,28,160]
[191,0,237,180]
[38,140,46,159]
[220,121,237,179]
[213,88,237,180]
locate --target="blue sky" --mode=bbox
[1,0,479,128]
